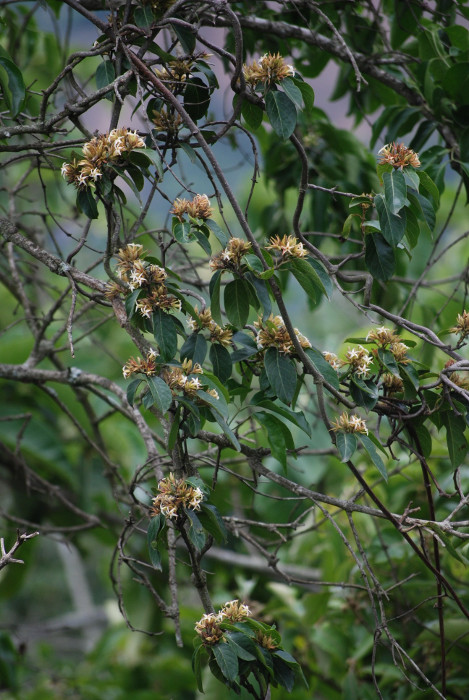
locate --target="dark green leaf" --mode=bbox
[240,98,263,130]
[134,5,154,27]
[206,219,229,247]
[251,397,311,436]
[286,257,327,302]
[281,77,304,109]
[264,347,297,405]
[224,279,250,328]
[147,513,165,571]
[405,207,420,249]
[365,233,395,281]
[304,347,340,391]
[358,434,388,481]
[153,309,178,361]
[209,343,232,383]
[375,193,406,246]
[192,228,212,255]
[209,270,222,325]
[199,503,228,543]
[225,633,256,661]
[125,288,142,320]
[145,375,173,414]
[171,23,196,53]
[167,408,181,451]
[309,258,333,300]
[377,348,400,376]
[192,644,206,693]
[383,170,407,215]
[441,411,467,468]
[273,657,296,692]
[180,332,208,365]
[196,389,226,419]
[212,641,239,682]
[292,76,315,113]
[211,412,241,451]
[76,188,99,219]
[417,169,440,206]
[95,60,115,94]
[126,378,141,407]
[185,508,206,550]
[336,432,357,462]
[184,77,210,121]
[265,91,297,140]
[256,411,289,470]
[350,377,379,410]
[0,56,25,117]
[125,163,145,192]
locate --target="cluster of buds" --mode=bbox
[382,372,404,394]
[61,128,145,189]
[378,142,420,169]
[323,351,343,372]
[344,345,374,378]
[152,107,182,134]
[449,311,469,339]
[366,326,410,365]
[187,307,233,347]
[331,412,368,435]
[122,350,158,379]
[243,52,294,87]
[255,630,280,651]
[171,194,213,221]
[210,237,252,270]
[161,360,219,399]
[443,360,469,390]
[154,53,211,90]
[115,243,181,316]
[195,600,251,646]
[255,314,311,355]
[151,473,204,520]
[266,234,307,259]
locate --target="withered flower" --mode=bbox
[243,52,294,87]
[331,412,368,435]
[171,194,213,221]
[378,142,420,169]
[449,310,469,339]
[255,314,311,354]
[266,234,307,258]
[151,473,204,520]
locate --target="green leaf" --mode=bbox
[405,207,420,249]
[206,219,229,247]
[265,91,297,140]
[417,169,440,206]
[225,633,256,661]
[251,397,311,436]
[377,348,400,376]
[76,188,99,219]
[147,513,165,571]
[145,375,173,414]
[185,508,206,550]
[153,309,178,362]
[184,77,211,121]
[171,23,196,53]
[224,279,250,328]
[365,233,395,281]
[304,347,340,391]
[336,432,357,462]
[95,60,115,97]
[350,377,379,410]
[180,332,208,365]
[212,641,239,682]
[441,411,467,468]
[240,98,263,130]
[273,657,296,692]
[244,253,264,274]
[192,644,206,693]
[211,412,241,451]
[209,270,222,325]
[309,258,333,300]
[126,378,141,407]
[0,56,25,117]
[256,411,290,471]
[383,170,407,214]
[281,77,304,109]
[293,76,315,113]
[246,273,272,320]
[192,228,212,255]
[286,258,326,303]
[167,408,181,451]
[374,193,406,246]
[264,347,297,405]
[358,434,388,481]
[209,343,232,383]
[178,141,197,163]
[199,503,228,543]
[134,5,154,27]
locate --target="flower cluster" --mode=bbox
[195,600,252,646]
[378,142,420,169]
[444,360,469,390]
[255,314,311,354]
[322,351,343,372]
[122,350,158,379]
[151,473,204,520]
[161,359,219,399]
[209,237,252,270]
[187,307,233,347]
[61,128,145,188]
[152,107,182,134]
[450,310,469,339]
[366,326,410,365]
[331,412,368,435]
[266,234,307,259]
[171,194,213,221]
[115,244,181,316]
[243,52,294,87]
[344,345,374,378]
[382,372,404,394]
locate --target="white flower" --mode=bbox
[90,168,102,180]
[77,172,89,186]
[60,162,69,177]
